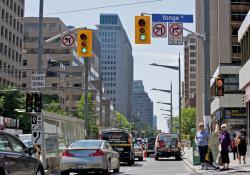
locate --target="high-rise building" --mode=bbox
[22,17,101,113]
[97,14,133,120]
[132,80,153,127]
[184,34,197,108]
[0,0,25,88]
[195,0,249,132]
[238,10,250,138]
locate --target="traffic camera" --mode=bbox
[77,29,92,58]
[215,78,224,96]
[135,16,151,44]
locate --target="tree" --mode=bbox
[116,112,130,128]
[173,108,196,141]
[76,93,98,138]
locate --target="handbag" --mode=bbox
[205,150,210,162]
[217,153,222,166]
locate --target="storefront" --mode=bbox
[211,107,247,133]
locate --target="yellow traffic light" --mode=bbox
[135,16,151,44]
[77,29,92,58]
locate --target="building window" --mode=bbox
[190,52,196,57]
[190,38,196,43]
[190,45,196,50]
[23,60,27,66]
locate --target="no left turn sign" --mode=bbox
[152,22,167,38]
[62,34,75,47]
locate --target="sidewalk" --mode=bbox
[183,147,250,174]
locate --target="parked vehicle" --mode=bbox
[154,133,182,161]
[60,140,120,175]
[99,128,135,165]
[0,131,44,175]
[133,143,144,161]
[146,137,156,157]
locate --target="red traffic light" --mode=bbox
[80,33,88,40]
[138,19,146,27]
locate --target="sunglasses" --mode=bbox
[221,126,226,128]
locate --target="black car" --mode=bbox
[146,137,156,157]
[99,128,135,165]
[0,131,44,175]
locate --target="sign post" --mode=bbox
[168,23,183,45]
[31,74,46,89]
[152,22,167,38]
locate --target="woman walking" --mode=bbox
[238,129,248,164]
[209,124,220,169]
[219,124,231,171]
[231,133,238,160]
[195,122,209,170]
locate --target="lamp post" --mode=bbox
[152,83,173,133]
[157,99,173,133]
[150,53,181,139]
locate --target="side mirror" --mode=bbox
[28,147,37,155]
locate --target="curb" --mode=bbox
[183,158,199,173]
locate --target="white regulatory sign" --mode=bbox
[152,22,167,38]
[31,115,42,131]
[31,74,46,88]
[168,23,183,45]
[61,33,75,47]
[32,130,43,145]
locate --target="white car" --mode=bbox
[134,143,144,161]
[60,140,120,175]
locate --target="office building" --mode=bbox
[195,0,248,132]
[0,0,25,88]
[132,80,153,127]
[184,34,197,108]
[97,14,133,120]
[22,17,101,113]
[238,10,250,138]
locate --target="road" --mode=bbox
[70,157,195,175]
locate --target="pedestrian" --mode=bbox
[231,132,238,160]
[238,129,248,164]
[219,124,231,171]
[195,122,209,170]
[208,124,220,169]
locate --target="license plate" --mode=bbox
[77,163,86,169]
[116,148,123,151]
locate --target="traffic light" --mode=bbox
[135,16,151,44]
[215,78,224,96]
[34,93,42,112]
[26,93,33,112]
[77,29,92,58]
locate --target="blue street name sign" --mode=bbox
[152,14,193,23]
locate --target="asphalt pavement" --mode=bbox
[69,157,196,175]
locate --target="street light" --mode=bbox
[149,53,182,139]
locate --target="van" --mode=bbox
[99,128,135,165]
[154,133,182,160]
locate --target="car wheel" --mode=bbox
[175,156,182,161]
[36,167,44,175]
[60,171,70,175]
[155,155,159,161]
[113,162,120,173]
[139,157,143,161]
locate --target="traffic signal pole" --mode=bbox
[84,58,89,138]
[37,0,46,167]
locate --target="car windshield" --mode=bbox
[159,134,178,146]
[70,140,102,149]
[102,132,129,144]
[134,143,141,148]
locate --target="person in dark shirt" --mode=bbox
[219,124,231,171]
[238,129,248,164]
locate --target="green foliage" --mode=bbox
[116,112,130,128]
[173,107,196,141]
[0,87,31,133]
[43,100,68,115]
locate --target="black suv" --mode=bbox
[0,131,44,175]
[99,128,135,165]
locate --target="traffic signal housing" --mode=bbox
[34,93,42,112]
[215,78,224,96]
[77,29,92,58]
[135,16,151,44]
[26,93,33,112]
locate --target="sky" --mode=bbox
[25,0,195,132]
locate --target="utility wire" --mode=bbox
[45,0,163,15]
